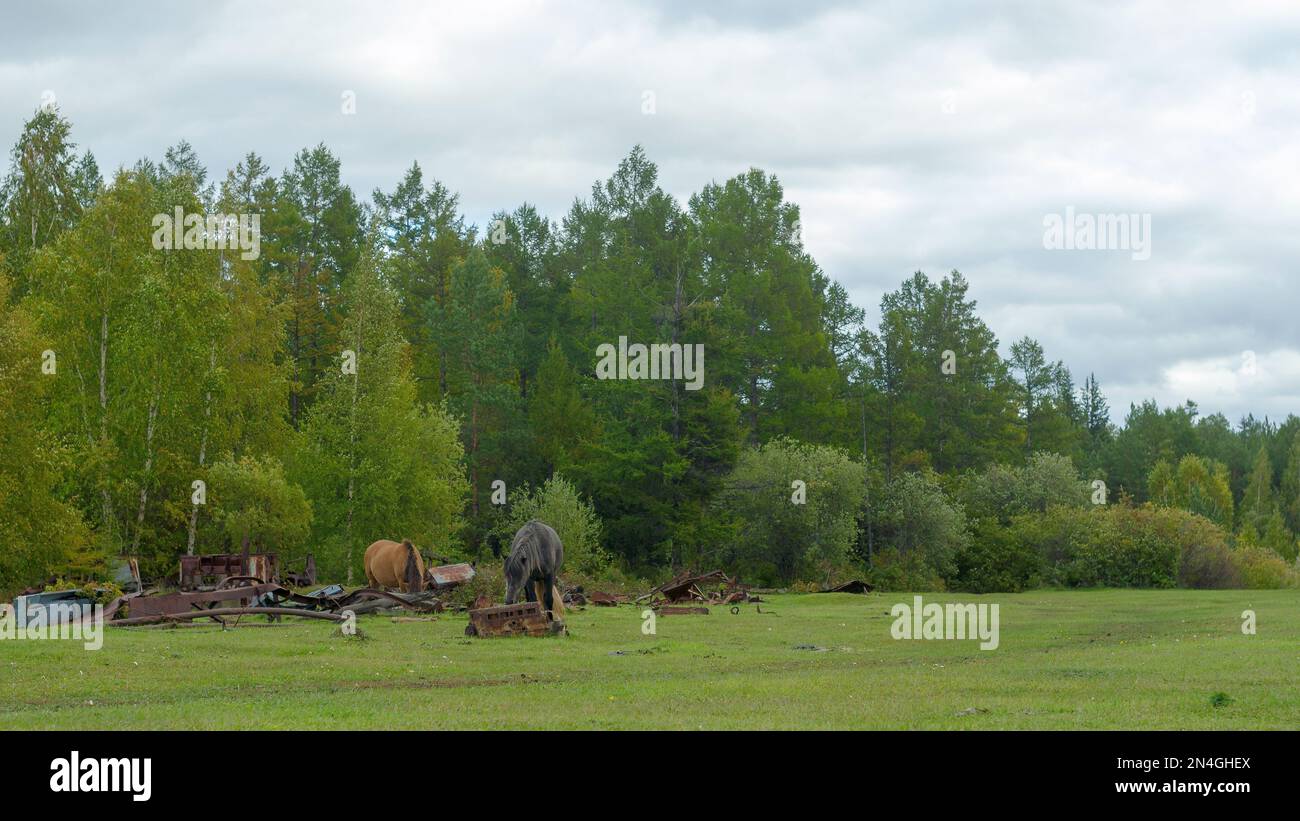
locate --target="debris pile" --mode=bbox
[819,579,873,594]
[86,554,479,627]
[637,569,756,609]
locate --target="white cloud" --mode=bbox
[3,0,1298,424]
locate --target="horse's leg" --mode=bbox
[525,581,537,603]
[542,575,556,618]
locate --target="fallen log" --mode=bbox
[111,607,348,626]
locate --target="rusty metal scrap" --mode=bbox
[425,562,476,589]
[179,553,279,591]
[821,580,873,594]
[113,583,442,625]
[123,583,283,619]
[465,601,562,637]
[657,606,709,616]
[112,607,347,627]
[639,569,750,608]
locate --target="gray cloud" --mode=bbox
[3,0,1298,424]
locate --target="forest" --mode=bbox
[2,105,1298,595]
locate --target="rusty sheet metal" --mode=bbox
[112,607,346,627]
[465,602,558,637]
[654,569,732,602]
[821,580,873,594]
[178,553,279,590]
[124,583,281,618]
[589,591,623,606]
[426,562,475,588]
[658,606,709,616]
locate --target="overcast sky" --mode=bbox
[3,0,1298,424]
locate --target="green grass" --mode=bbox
[2,589,1296,729]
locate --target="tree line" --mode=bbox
[1,105,1297,594]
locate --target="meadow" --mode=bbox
[1,589,1296,730]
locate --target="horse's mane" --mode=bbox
[401,539,421,590]
[507,521,548,576]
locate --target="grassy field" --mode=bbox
[2,589,1296,729]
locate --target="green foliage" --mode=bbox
[1059,507,1180,588]
[870,468,969,580]
[959,451,1090,524]
[1147,453,1234,530]
[861,271,1019,475]
[956,519,1044,593]
[493,474,608,576]
[720,437,866,584]
[1009,336,1080,460]
[291,249,467,583]
[863,547,948,592]
[1231,545,1300,589]
[1008,504,1240,589]
[206,455,312,556]
[433,248,522,526]
[0,274,90,594]
[0,106,86,291]
[4,109,1298,595]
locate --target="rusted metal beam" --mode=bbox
[111,607,347,626]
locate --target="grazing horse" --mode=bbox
[504,520,566,620]
[363,538,425,592]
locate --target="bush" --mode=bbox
[871,469,968,581]
[1175,516,1240,589]
[864,547,948,592]
[1232,546,1300,589]
[493,474,609,576]
[956,519,1044,592]
[1067,507,1179,587]
[206,455,312,556]
[721,437,867,584]
[1005,504,1233,589]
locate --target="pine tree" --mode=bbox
[267,145,363,426]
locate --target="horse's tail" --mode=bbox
[402,539,422,591]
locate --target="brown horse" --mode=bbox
[363,539,425,592]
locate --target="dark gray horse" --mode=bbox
[504,520,565,617]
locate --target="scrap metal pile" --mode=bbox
[636,569,757,610]
[99,553,477,627]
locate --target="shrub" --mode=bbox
[1232,546,1300,589]
[1174,515,1240,589]
[207,455,312,556]
[958,452,1089,524]
[1068,507,1179,588]
[864,547,947,592]
[493,474,609,576]
[1006,504,1233,589]
[871,469,968,581]
[957,519,1044,593]
[721,437,866,584]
